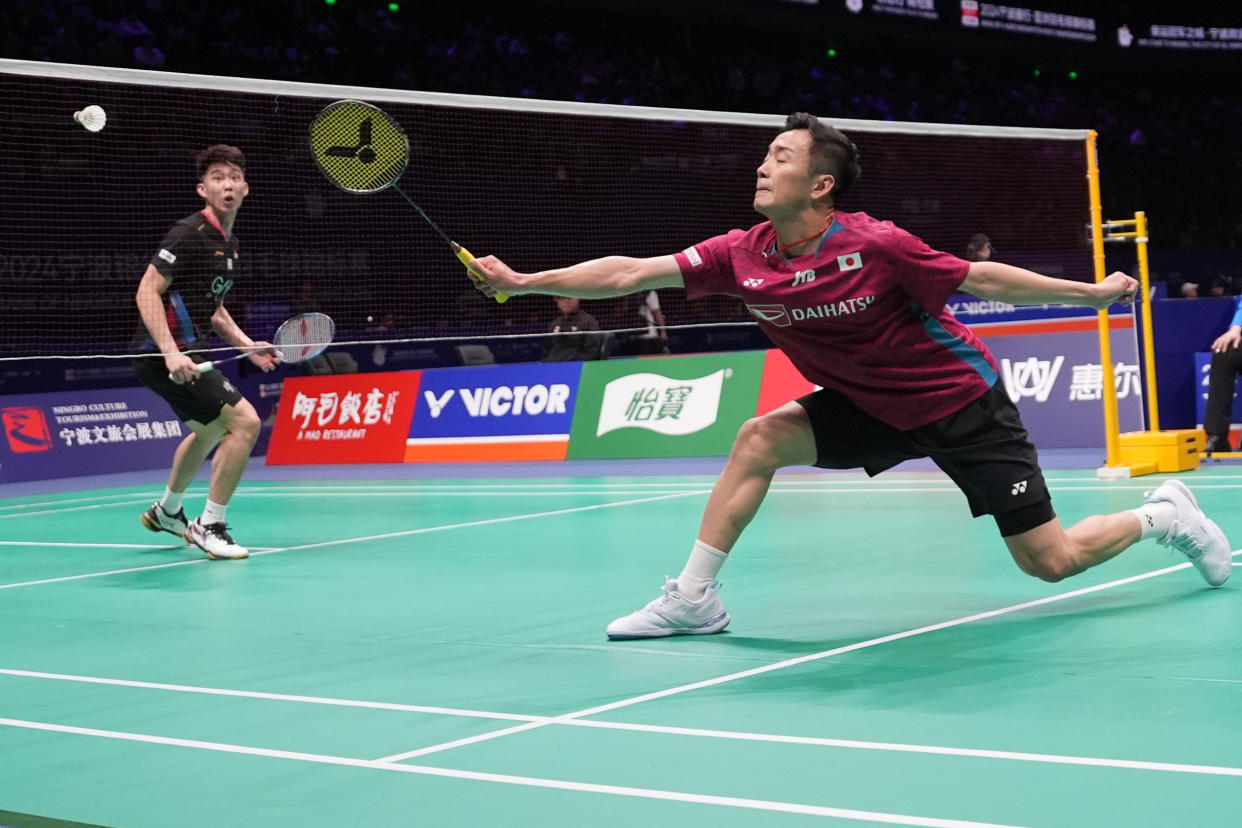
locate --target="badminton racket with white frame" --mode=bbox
[168,312,334,380]
[308,99,508,303]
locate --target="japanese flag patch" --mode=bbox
[837,252,863,271]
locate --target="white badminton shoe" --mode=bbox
[606,577,730,640]
[1144,479,1232,586]
[184,518,250,560]
[140,502,189,540]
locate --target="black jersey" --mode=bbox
[131,210,240,351]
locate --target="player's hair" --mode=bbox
[195,144,245,180]
[783,113,860,200]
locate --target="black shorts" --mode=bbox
[796,384,1055,536]
[132,353,244,426]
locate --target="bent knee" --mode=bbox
[731,416,791,470]
[1015,551,1074,583]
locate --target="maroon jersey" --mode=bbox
[675,211,997,429]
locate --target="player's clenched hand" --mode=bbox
[1212,326,1242,354]
[1092,271,1139,309]
[247,341,279,372]
[165,352,200,385]
[466,255,525,298]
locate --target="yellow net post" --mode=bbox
[1086,132,1125,473]
[1097,209,1205,477]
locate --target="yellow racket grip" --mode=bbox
[454,244,509,304]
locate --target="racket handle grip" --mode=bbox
[167,361,214,381]
[454,244,510,304]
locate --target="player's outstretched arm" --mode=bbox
[467,254,683,300]
[961,261,1138,310]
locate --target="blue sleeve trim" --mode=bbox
[169,291,196,344]
[910,301,999,387]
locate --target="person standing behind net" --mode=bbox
[132,145,277,560]
[466,113,1233,639]
[1204,293,1242,454]
[542,296,608,362]
[621,290,671,355]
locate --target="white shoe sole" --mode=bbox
[606,610,730,640]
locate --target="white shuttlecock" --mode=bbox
[73,105,107,133]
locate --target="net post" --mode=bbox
[1133,211,1160,431]
[1087,131,1124,473]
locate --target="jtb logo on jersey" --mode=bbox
[791,269,816,287]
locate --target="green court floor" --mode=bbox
[1,467,1240,827]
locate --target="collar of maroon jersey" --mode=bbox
[766,215,841,263]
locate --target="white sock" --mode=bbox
[159,487,183,515]
[1129,501,1176,541]
[677,540,728,601]
[201,498,228,527]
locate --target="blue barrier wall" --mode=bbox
[1151,296,1237,429]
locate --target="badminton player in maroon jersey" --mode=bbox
[467,113,1232,639]
[132,145,277,560]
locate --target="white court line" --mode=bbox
[0,669,541,723]
[0,492,158,511]
[5,667,1242,779]
[6,481,1242,519]
[377,559,1211,763]
[0,717,1025,828]
[0,541,194,550]
[0,498,155,519]
[560,720,1242,778]
[0,492,704,591]
[238,490,708,497]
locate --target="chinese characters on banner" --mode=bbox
[266,372,420,464]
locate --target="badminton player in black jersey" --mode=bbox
[132,145,276,559]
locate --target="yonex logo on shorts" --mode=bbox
[1011,480,1028,495]
[742,278,764,288]
[158,249,177,264]
[746,304,791,327]
[683,246,703,267]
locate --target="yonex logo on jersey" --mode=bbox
[742,278,765,288]
[746,304,791,327]
[1011,480,1029,496]
[792,269,816,287]
[837,252,863,271]
[158,249,176,264]
[683,246,704,267]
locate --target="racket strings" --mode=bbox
[273,314,335,363]
[311,100,409,193]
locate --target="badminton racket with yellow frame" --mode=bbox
[308,99,508,303]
